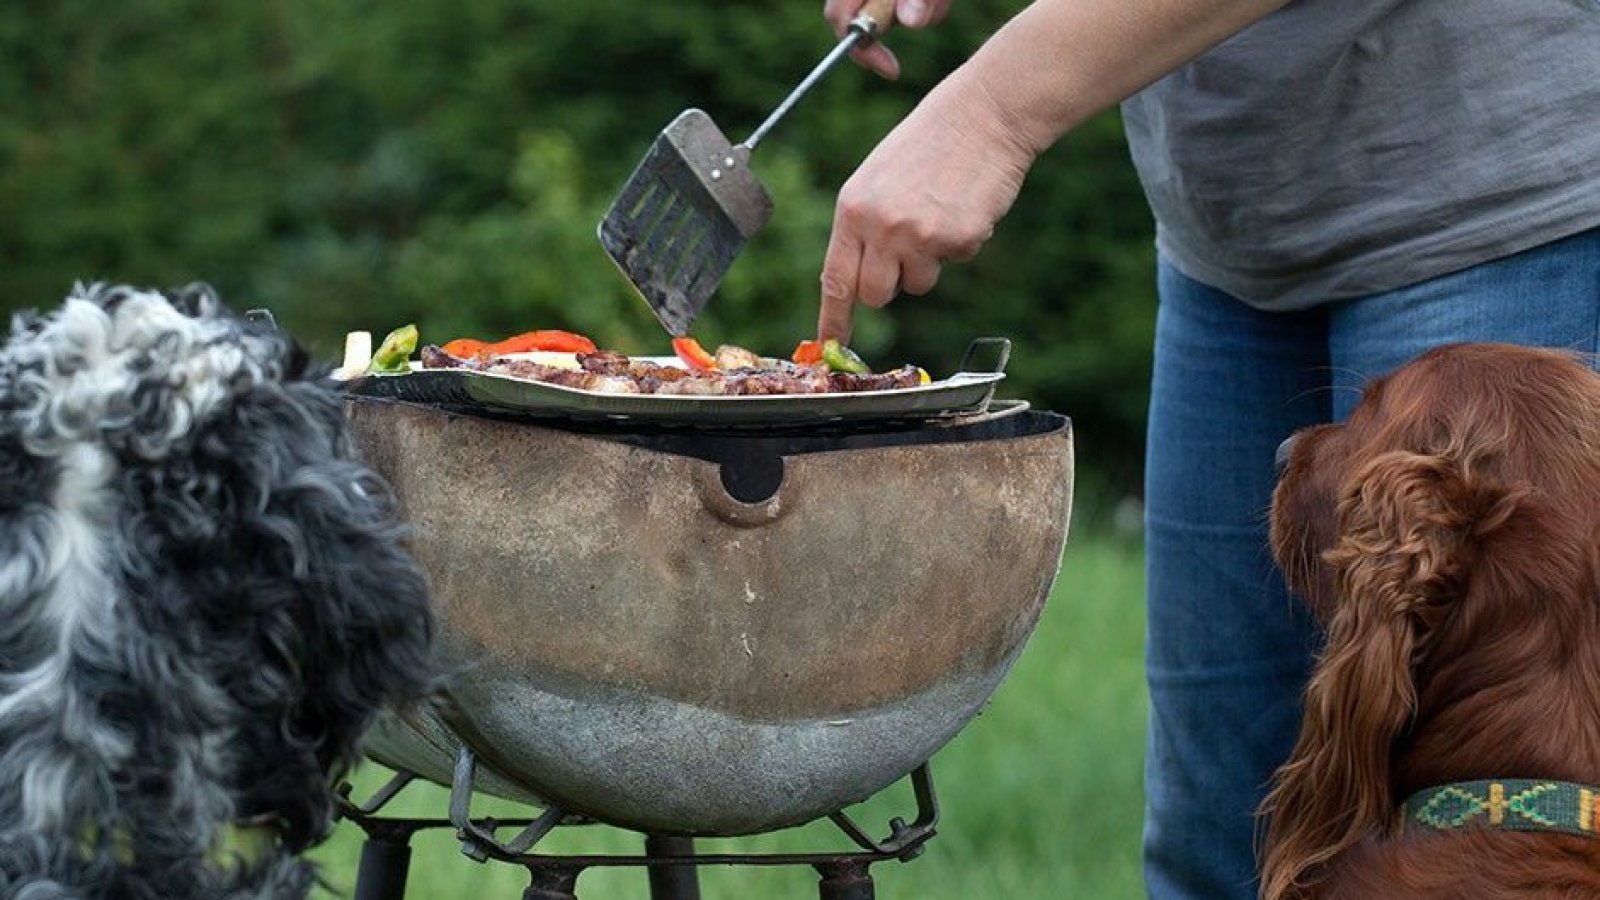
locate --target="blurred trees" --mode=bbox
[0,0,1155,498]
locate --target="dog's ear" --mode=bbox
[1259,447,1525,899]
[208,376,436,847]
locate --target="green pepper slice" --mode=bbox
[368,323,419,374]
[821,339,870,375]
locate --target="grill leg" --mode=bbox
[815,861,875,900]
[354,836,413,900]
[523,866,582,900]
[645,834,701,900]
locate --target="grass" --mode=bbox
[309,534,1148,899]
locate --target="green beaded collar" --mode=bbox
[1404,780,1600,838]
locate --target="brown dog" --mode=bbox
[1259,342,1600,899]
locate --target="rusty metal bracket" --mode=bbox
[446,756,938,870]
[339,770,418,817]
[338,757,941,899]
[826,763,939,861]
[450,747,570,862]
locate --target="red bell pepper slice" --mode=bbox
[791,339,824,365]
[488,329,598,355]
[440,338,492,358]
[672,336,718,371]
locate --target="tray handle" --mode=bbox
[956,337,1011,375]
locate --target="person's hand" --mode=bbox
[815,0,1296,341]
[819,81,1033,342]
[824,0,954,80]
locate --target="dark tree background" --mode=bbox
[0,0,1157,503]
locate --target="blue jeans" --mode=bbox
[1141,227,1600,899]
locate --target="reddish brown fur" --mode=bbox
[1259,343,1600,899]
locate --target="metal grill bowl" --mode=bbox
[348,399,1073,836]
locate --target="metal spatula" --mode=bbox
[598,0,897,336]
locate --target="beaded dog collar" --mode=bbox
[1404,780,1600,838]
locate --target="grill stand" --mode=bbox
[336,748,940,900]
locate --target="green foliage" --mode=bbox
[0,0,1155,493]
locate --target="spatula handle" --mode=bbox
[852,0,898,39]
[743,0,900,152]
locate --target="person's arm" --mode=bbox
[818,0,1290,342]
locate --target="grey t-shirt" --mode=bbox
[1121,0,1600,309]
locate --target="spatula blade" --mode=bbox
[599,109,773,336]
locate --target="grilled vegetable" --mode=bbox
[340,331,373,376]
[821,339,869,375]
[791,339,824,366]
[368,323,419,374]
[672,336,718,371]
[439,330,598,359]
[441,337,491,358]
[488,329,597,355]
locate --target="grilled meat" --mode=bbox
[828,366,922,392]
[420,344,469,369]
[420,346,920,396]
[423,346,639,393]
[713,344,766,370]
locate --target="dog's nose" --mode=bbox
[1274,433,1297,476]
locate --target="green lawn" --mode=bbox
[309,534,1148,899]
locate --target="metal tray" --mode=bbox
[344,338,1010,427]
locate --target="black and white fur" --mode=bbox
[0,284,434,899]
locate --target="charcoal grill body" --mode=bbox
[348,401,1073,836]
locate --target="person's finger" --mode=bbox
[917,0,956,27]
[900,254,942,296]
[822,0,854,35]
[848,43,900,80]
[857,244,901,309]
[819,227,864,343]
[818,288,856,344]
[830,0,949,35]
[897,0,930,28]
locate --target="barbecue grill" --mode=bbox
[336,350,1074,899]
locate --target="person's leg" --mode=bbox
[1329,227,1600,418]
[1144,228,1600,898]
[1143,261,1329,900]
